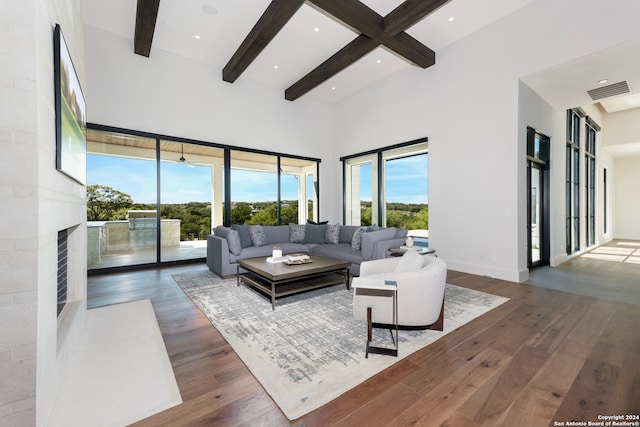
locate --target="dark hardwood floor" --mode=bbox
[87,250,640,426]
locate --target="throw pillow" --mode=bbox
[394,248,424,272]
[303,223,327,244]
[351,226,367,250]
[215,227,242,256]
[289,224,306,243]
[248,225,268,247]
[324,223,340,244]
[232,224,253,248]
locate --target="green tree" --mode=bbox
[414,206,429,229]
[231,202,252,225]
[87,184,133,221]
[280,202,298,225]
[386,210,412,228]
[248,203,278,225]
[360,206,372,226]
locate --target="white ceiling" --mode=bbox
[82,0,537,103]
[521,38,640,114]
[82,0,640,133]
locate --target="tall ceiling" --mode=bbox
[83,0,536,103]
[83,0,640,118]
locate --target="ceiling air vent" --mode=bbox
[587,80,630,101]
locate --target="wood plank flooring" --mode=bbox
[87,250,640,426]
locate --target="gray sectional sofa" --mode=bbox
[206,223,407,278]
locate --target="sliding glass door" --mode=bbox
[87,130,158,269]
[87,125,320,271]
[159,141,224,263]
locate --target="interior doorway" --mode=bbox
[527,127,550,269]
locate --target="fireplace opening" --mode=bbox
[57,228,68,317]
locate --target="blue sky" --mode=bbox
[88,153,428,204]
[88,155,299,204]
[359,155,429,204]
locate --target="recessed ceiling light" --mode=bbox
[314,27,320,32]
[331,87,336,91]
[194,34,201,39]
[273,65,279,69]
[376,59,381,64]
[201,4,218,16]
[448,17,455,22]
[598,78,609,84]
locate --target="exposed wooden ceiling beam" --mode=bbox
[384,0,452,34]
[222,0,305,83]
[134,0,161,57]
[285,0,449,100]
[285,35,378,101]
[307,0,434,67]
[225,0,451,100]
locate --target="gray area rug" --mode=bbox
[173,270,508,420]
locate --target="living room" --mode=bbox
[2,0,640,425]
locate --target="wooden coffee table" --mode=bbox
[236,253,351,310]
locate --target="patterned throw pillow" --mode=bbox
[289,224,306,243]
[351,226,367,250]
[324,223,340,244]
[248,225,268,247]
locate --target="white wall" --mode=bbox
[331,0,640,281]
[1,0,87,425]
[603,107,640,148]
[83,26,337,221]
[612,156,640,239]
[601,107,640,239]
[517,81,565,267]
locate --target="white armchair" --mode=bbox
[352,251,447,331]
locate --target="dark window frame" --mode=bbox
[340,137,428,226]
[87,123,321,273]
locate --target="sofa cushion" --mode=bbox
[304,223,327,244]
[325,223,340,244]
[394,248,424,273]
[248,225,268,247]
[289,224,306,243]
[229,242,309,263]
[215,226,242,256]
[232,224,253,248]
[395,228,408,239]
[261,225,288,244]
[311,243,364,265]
[361,227,397,261]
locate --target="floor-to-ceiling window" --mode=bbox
[344,157,375,226]
[342,138,428,233]
[227,151,318,226]
[230,151,278,225]
[585,120,598,247]
[603,167,608,235]
[87,130,159,269]
[87,125,319,272]
[159,141,224,263]
[566,109,582,255]
[565,109,600,257]
[383,146,429,231]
